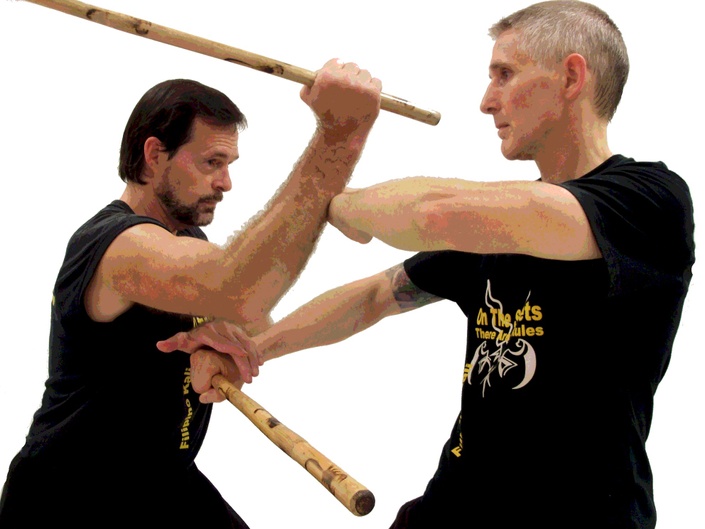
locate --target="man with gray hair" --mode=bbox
[163,2,694,527]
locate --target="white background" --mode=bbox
[1,1,702,527]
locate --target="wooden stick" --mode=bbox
[20,0,441,126]
[212,375,375,516]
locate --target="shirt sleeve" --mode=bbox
[403,250,484,302]
[560,161,694,296]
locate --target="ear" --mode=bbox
[143,136,166,178]
[563,53,588,101]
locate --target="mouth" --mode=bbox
[199,194,223,207]
[496,123,510,139]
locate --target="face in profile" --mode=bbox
[154,119,239,228]
[480,30,566,161]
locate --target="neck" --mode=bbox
[535,109,612,184]
[120,184,181,234]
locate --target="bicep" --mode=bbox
[91,223,227,318]
[510,183,602,260]
[423,181,602,260]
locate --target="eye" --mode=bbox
[498,68,512,84]
[207,159,223,169]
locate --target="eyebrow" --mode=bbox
[489,61,512,71]
[204,150,239,164]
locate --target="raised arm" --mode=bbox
[328,177,602,260]
[87,60,382,327]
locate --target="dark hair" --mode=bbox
[119,79,247,184]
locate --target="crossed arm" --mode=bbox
[82,60,382,382]
[160,263,442,402]
[160,173,602,396]
[87,62,382,327]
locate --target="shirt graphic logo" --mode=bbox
[467,280,540,397]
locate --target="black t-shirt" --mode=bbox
[403,156,695,528]
[2,201,219,524]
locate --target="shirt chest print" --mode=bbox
[465,280,541,396]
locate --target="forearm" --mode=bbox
[104,129,375,322]
[101,60,383,322]
[219,127,372,322]
[330,177,463,251]
[255,273,398,362]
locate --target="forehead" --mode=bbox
[489,30,536,70]
[187,118,239,155]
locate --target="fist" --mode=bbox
[300,58,382,136]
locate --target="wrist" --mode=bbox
[315,119,373,150]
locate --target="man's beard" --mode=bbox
[155,172,223,227]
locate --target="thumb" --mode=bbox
[300,85,312,102]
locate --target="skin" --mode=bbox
[163,29,613,401]
[83,58,383,390]
[149,120,238,229]
[480,30,612,182]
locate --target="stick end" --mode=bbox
[351,489,375,516]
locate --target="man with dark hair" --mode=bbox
[165,2,695,528]
[0,59,382,528]
[119,78,248,186]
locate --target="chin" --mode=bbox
[501,141,536,161]
[501,146,525,161]
[191,212,215,227]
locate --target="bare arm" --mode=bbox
[255,263,442,362]
[328,177,601,260]
[87,60,382,326]
[158,263,442,401]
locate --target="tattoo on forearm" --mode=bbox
[386,264,441,312]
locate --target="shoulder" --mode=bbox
[68,201,168,249]
[560,155,694,238]
[564,155,692,208]
[562,156,694,291]
[59,201,171,297]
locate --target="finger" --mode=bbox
[156,332,190,353]
[341,61,360,73]
[300,84,311,101]
[357,71,373,84]
[323,57,344,69]
[230,354,254,384]
[189,327,251,358]
[190,359,209,394]
[221,326,261,370]
[190,351,224,393]
[200,388,226,404]
[172,323,260,378]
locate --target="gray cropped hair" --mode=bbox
[489,1,629,121]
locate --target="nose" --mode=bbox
[213,168,232,193]
[480,84,499,115]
